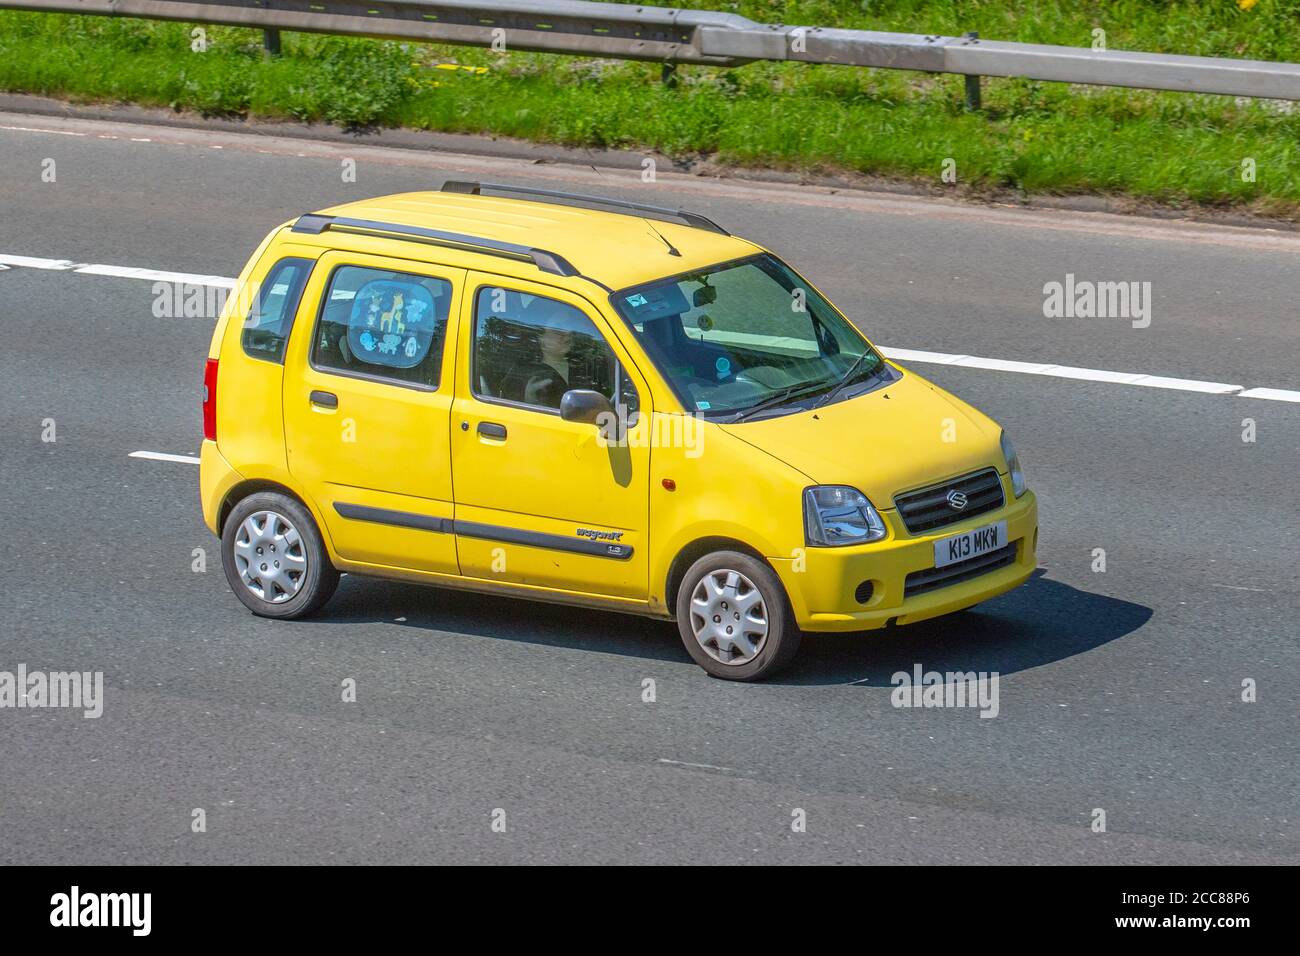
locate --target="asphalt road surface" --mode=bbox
[0,113,1296,864]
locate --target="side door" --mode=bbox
[450,273,652,600]
[282,250,464,575]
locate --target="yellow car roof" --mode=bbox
[312,190,762,291]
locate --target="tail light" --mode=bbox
[202,358,219,442]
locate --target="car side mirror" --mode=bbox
[559,389,613,426]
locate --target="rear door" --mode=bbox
[283,250,464,574]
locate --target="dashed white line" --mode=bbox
[878,348,1242,395]
[0,124,86,136]
[656,758,750,775]
[129,450,201,465]
[0,253,234,288]
[5,254,1297,403]
[1236,387,1300,404]
[73,262,236,287]
[0,254,76,270]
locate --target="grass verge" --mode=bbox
[1,3,1297,216]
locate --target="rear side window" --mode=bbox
[312,265,452,389]
[241,257,314,363]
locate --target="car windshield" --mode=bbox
[610,254,885,420]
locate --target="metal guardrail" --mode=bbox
[4,0,1300,101]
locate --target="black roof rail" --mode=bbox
[290,213,580,278]
[441,181,730,236]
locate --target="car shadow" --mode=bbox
[314,567,1151,685]
[320,575,688,664]
[778,569,1153,686]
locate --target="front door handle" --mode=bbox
[477,421,507,440]
[310,390,338,408]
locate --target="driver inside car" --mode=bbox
[498,298,583,408]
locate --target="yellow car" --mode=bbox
[200,182,1037,680]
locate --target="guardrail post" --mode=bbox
[962,32,982,111]
[661,62,678,88]
[263,28,281,56]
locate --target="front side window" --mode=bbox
[473,286,638,415]
[611,253,886,420]
[312,265,452,389]
[241,257,313,363]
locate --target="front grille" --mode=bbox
[894,468,1004,534]
[904,540,1018,598]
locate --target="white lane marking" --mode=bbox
[0,124,86,136]
[656,758,749,775]
[880,347,1242,395]
[1236,387,1300,403]
[73,262,236,287]
[0,254,77,269]
[129,450,201,464]
[4,255,1296,402]
[0,254,235,287]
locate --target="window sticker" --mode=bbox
[346,279,438,369]
[622,285,689,319]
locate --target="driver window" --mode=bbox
[473,286,639,416]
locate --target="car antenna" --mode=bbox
[642,217,682,257]
[581,161,681,256]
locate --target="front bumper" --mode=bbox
[771,483,1037,633]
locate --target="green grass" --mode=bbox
[1,3,1298,215]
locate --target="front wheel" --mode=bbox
[675,551,801,681]
[221,491,339,619]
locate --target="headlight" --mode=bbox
[804,486,887,546]
[1001,431,1027,498]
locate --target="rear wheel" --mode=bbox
[675,551,801,681]
[221,491,338,619]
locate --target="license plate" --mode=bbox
[933,520,1007,569]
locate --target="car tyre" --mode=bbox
[221,491,339,619]
[675,550,801,681]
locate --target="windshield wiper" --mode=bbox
[813,351,882,410]
[729,379,831,423]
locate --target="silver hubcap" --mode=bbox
[233,510,307,604]
[689,568,769,666]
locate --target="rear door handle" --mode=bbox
[310,390,338,408]
[477,422,507,440]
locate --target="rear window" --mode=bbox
[241,257,314,363]
[311,265,452,389]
